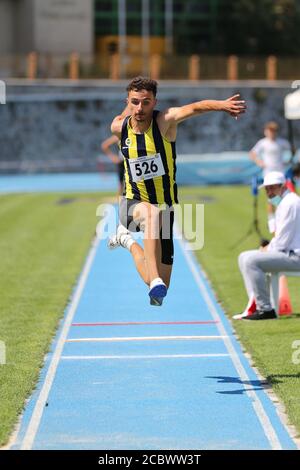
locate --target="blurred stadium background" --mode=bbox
[1,0,300,80]
[0,0,300,183]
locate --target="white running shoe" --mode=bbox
[107,224,134,251]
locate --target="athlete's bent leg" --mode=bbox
[130,242,150,286]
[158,207,174,288]
[155,235,173,288]
[159,263,173,288]
[132,201,161,284]
[132,202,168,305]
[128,211,173,288]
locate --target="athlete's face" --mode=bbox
[127,89,157,122]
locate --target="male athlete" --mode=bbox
[108,77,246,306]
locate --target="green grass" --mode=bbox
[180,185,300,438]
[0,192,112,446]
[0,187,300,446]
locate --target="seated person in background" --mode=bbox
[237,171,300,320]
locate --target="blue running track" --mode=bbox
[11,222,297,450]
[0,173,117,194]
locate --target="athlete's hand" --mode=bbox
[223,94,246,118]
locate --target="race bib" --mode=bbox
[129,153,165,182]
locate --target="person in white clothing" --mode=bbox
[237,171,300,320]
[250,121,291,233]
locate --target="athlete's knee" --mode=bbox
[139,205,160,238]
[134,202,152,223]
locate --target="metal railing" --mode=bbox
[0,53,299,81]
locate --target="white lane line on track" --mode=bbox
[61,353,230,360]
[66,335,227,343]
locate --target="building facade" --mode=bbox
[0,0,93,55]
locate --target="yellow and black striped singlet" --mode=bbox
[120,110,178,206]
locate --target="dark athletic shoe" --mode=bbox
[244,309,277,320]
[150,296,164,306]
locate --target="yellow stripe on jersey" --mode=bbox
[127,132,149,202]
[145,126,164,203]
[160,135,175,205]
[123,158,134,200]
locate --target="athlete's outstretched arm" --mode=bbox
[157,94,246,140]
[163,94,246,124]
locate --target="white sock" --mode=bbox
[150,277,165,290]
[116,224,135,251]
[125,237,135,251]
[118,232,135,251]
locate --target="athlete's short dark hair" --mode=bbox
[126,77,157,97]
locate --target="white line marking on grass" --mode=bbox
[66,335,227,343]
[61,354,230,360]
[175,226,283,450]
[20,238,100,450]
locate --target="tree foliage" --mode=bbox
[174,0,300,55]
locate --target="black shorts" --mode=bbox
[119,197,174,265]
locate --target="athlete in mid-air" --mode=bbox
[108,77,246,306]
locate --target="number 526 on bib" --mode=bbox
[129,153,165,182]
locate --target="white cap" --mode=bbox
[262,171,286,187]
